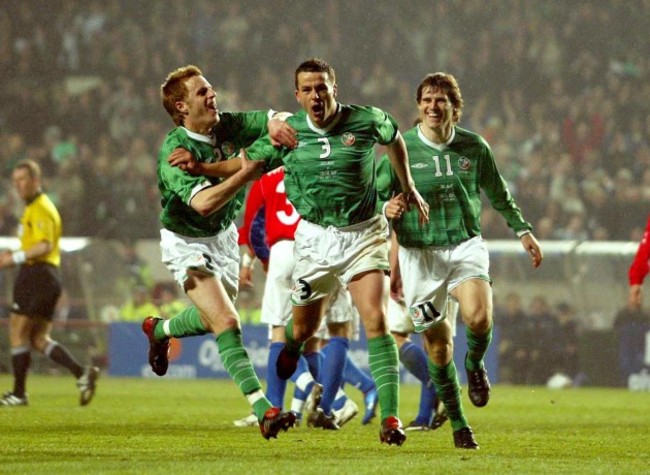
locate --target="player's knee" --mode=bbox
[423,331,453,364]
[291,323,316,342]
[429,340,452,365]
[30,336,50,353]
[462,308,491,334]
[210,313,240,333]
[362,314,387,338]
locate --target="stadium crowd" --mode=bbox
[0,0,648,241]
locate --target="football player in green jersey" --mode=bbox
[243,58,430,446]
[377,72,543,449]
[142,65,299,439]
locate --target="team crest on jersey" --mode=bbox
[221,142,235,156]
[341,132,356,146]
[458,156,471,170]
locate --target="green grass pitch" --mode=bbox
[0,375,648,474]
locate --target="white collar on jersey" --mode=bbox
[182,127,216,146]
[417,124,455,151]
[306,103,343,135]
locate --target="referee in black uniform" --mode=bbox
[0,159,99,407]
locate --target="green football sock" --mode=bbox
[217,328,271,419]
[284,319,305,356]
[367,334,400,421]
[155,306,208,340]
[428,359,468,431]
[465,325,493,371]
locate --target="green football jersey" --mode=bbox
[246,104,399,227]
[158,111,269,237]
[377,125,532,248]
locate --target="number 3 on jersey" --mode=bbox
[318,137,331,159]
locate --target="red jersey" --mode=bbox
[239,167,300,251]
[629,215,650,286]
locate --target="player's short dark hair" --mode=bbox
[295,58,336,89]
[416,72,464,123]
[161,65,203,126]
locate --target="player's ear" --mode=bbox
[332,84,338,98]
[294,90,301,103]
[175,100,188,114]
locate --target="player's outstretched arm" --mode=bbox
[168,147,243,178]
[521,233,543,268]
[189,150,264,217]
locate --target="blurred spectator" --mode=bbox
[0,0,648,241]
[0,199,18,236]
[237,287,262,324]
[54,289,88,322]
[547,302,581,384]
[554,213,589,241]
[613,301,650,386]
[534,217,556,241]
[116,241,154,297]
[496,292,528,384]
[155,283,186,319]
[527,295,559,385]
[119,286,160,322]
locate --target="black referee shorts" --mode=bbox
[12,263,62,319]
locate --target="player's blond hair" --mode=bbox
[161,65,203,126]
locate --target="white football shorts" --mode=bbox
[398,236,489,333]
[160,224,239,303]
[291,215,389,305]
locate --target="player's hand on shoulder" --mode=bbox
[268,117,298,149]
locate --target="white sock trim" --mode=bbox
[246,389,266,407]
[11,346,30,356]
[44,341,58,357]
